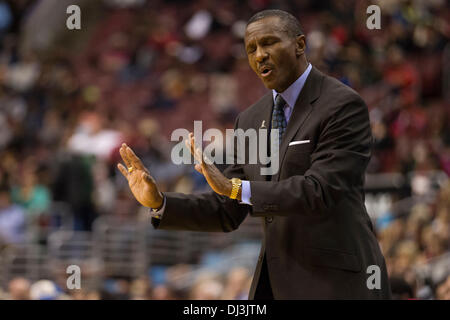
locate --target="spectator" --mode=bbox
[7,277,31,300]
[11,166,51,217]
[151,284,177,300]
[436,276,450,300]
[221,267,250,300]
[0,184,26,245]
[190,278,224,300]
[29,280,59,300]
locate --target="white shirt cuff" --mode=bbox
[240,180,252,205]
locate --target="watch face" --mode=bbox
[232,178,242,184]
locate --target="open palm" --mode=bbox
[186,133,232,197]
[117,143,164,209]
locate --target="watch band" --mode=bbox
[230,178,242,199]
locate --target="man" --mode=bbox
[8,277,31,300]
[118,9,392,299]
[0,184,26,245]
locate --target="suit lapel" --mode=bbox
[254,91,274,132]
[274,66,323,181]
[248,92,273,181]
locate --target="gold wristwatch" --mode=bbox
[229,178,242,199]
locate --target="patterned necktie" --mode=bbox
[272,94,288,145]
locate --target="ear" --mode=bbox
[295,35,306,57]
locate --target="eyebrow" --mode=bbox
[245,35,280,47]
[259,35,279,41]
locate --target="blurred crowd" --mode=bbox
[0,0,449,299]
[0,266,253,300]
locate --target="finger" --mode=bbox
[126,146,146,171]
[190,134,204,164]
[185,139,195,164]
[117,163,129,179]
[188,133,196,156]
[119,144,132,168]
[185,138,193,156]
[194,164,203,175]
[185,135,201,163]
[197,149,205,165]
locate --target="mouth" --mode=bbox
[259,66,274,78]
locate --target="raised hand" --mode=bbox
[117,143,164,209]
[186,133,234,198]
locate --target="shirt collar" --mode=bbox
[272,63,312,108]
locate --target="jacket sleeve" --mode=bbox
[249,95,372,217]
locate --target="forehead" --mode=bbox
[244,16,287,43]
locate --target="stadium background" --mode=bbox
[0,0,449,299]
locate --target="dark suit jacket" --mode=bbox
[151,66,392,299]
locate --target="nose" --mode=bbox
[255,45,268,62]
